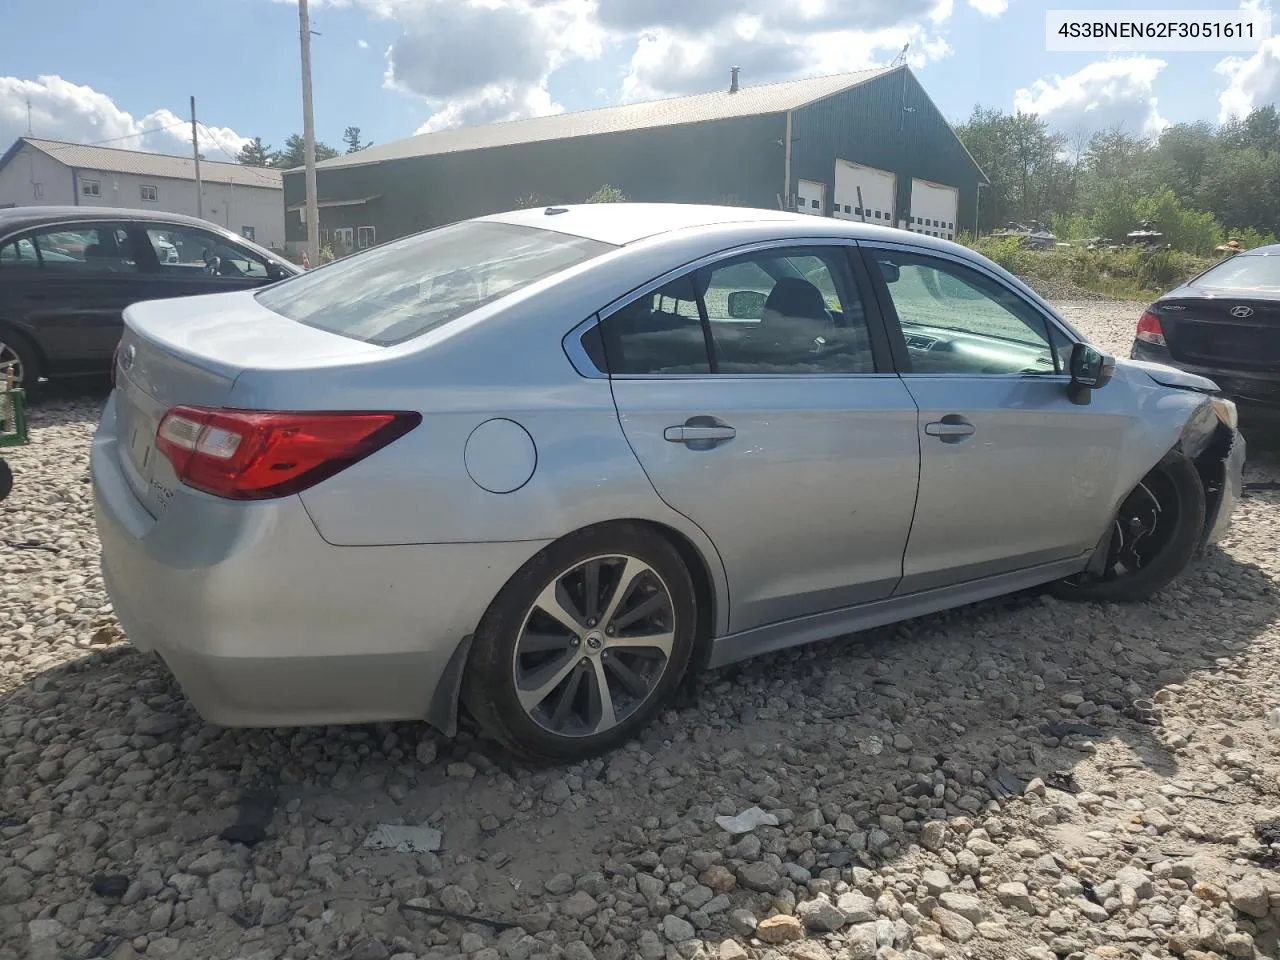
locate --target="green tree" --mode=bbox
[236,137,273,166]
[342,126,371,153]
[586,184,627,203]
[271,134,339,169]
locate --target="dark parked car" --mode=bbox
[1131,244,1280,416]
[0,207,299,387]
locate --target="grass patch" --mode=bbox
[965,236,1217,301]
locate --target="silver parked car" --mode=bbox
[92,204,1245,762]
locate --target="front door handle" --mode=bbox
[925,416,975,442]
[664,424,736,443]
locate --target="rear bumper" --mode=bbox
[91,394,547,729]
[1131,341,1280,408]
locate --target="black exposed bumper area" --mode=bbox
[1131,341,1280,410]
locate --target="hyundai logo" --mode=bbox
[1230,305,1254,318]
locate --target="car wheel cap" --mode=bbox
[0,343,22,386]
[513,554,675,738]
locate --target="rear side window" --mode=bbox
[256,221,614,346]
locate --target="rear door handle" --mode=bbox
[664,424,736,445]
[925,417,975,442]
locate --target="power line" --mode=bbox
[26,119,192,153]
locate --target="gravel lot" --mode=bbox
[3,299,1279,960]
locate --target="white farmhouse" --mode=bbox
[0,138,285,250]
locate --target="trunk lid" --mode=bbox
[1156,289,1280,371]
[113,291,383,517]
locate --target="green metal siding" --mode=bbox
[284,114,787,245]
[790,69,984,233]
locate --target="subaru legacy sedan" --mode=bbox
[92,204,1245,762]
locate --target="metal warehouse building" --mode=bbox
[282,65,987,255]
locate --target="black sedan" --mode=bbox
[0,206,300,387]
[1132,245,1280,414]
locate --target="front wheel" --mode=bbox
[1049,454,1205,603]
[462,523,698,763]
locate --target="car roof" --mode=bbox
[0,205,233,232]
[1231,243,1280,257]
[480,202,941,248]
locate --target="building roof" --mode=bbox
[3,138,283,190]
[310,67,897,171]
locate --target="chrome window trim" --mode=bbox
[561,236,882,380]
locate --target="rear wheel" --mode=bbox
[1049,454,1205,603]
[463,523,697,763]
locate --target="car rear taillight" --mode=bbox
[154,407,421,501]
[1136,309,1166,346]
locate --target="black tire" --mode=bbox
[1049,453,1205,603]
[0,324,40,390]
[462,522,698,764]
[0,458,11,502]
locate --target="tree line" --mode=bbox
[235,126,370,169]
[956,104,1280,254]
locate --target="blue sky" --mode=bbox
[0,0,1276,160]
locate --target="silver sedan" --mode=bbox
[92,204,1245,762]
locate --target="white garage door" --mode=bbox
[797,179,826,216]
[909,179,959,240]
[833,160,896,226]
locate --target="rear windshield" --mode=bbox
[1193,252,1280,292]
[256,220,615,345]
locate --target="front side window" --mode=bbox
[595,247,877,376]
[257,220,615,346]
[0,235,40,267]
[871,249,1060,376]
[31,224,138,273]
[142,225,270,278]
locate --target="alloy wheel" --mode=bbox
[1072,470,1181,584]
[0,342,23,387]
[512,554,677,738]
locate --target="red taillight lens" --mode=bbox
[1136,309,1166,346]
[154,407,421,500]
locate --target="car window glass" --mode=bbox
[145,226,269,279]
[31,225,139,274]
[873,251,1059,376]
[703,249,875,375]
[0,236,40,266]
[258,220,615,346]
[596,247,876,376]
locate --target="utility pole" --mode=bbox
[190,95,203,220]
[299,0,320,267]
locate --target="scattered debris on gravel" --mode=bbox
[2,300,1279,960]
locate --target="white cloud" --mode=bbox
[614,0,955,102]
[0,75,250,159]
[285,0,960,131]
[1014,57,1168,138]
[967,0,1008,16]
[1216,38,1280,122]
[358,38,369,48]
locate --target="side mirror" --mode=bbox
[1068,342,1115,403]
[266,261,286,281]
[878,260,901,284]
[727,290,767,320]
